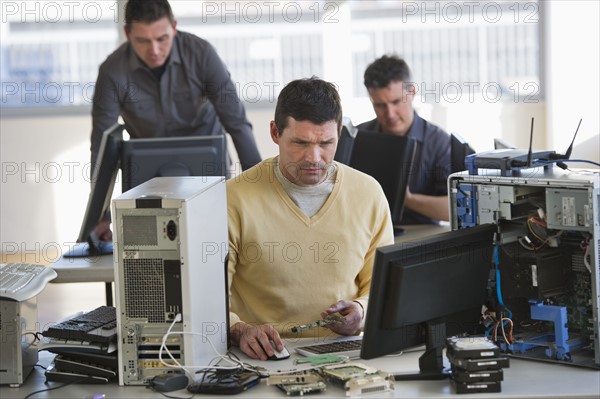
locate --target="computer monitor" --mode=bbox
[349,131,416,234]
[450,132,475,173]
[333,117,358,165]
[64,123,124,258]
[120,135,227,192]
[494,138,517,150]
[360,224,496,380]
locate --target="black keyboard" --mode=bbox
[43,306,117,343]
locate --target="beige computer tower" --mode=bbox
[112,177,229,385]
[0,298,38,386]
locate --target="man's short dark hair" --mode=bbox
[363,54,412,89]
[125,0,174,30]
[274,77,343,137]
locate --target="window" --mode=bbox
[1,1,119,109]
[1,0,540,110]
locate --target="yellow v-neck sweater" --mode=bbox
[226,158,394,338]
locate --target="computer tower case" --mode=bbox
[0,298,38,386]
[449,168,599,369]
[112,177,229,385]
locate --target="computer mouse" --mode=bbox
[268,340,290,360]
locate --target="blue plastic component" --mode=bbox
[503,302,573,361]
[465,153,479,175]
[455,184,477,228]
[530,302,571,360]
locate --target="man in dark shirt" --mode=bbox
[91,0,261,240]
[358,55,451,225]
[92,0,261,169]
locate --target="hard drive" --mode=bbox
[451,379,502,394]
[446,336,500,359]
[447,352,509,372]
[451,368,503,383]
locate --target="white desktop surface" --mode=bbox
[2,339,598,399]
[50,254,114,283]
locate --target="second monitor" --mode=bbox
[69,126,227,258]
[121,134,227,192]
[349,131,417,233]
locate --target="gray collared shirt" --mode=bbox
[91,30,261,170]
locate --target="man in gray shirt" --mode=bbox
[91,0,261,171]
[91,0,261,240]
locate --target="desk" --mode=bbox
[42,224,449,288]
[50,255,114,305]
[1,339,598,398]
[395,223,451,243]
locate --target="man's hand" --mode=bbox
[403,187,450,222]
[95,219,113,241]
[230,322,284,360]
[320,300,364,336]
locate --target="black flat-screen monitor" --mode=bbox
[121,135,227,192]
[360,224,496,380]
[66,129,228,258]
[333,117,358,165]
[450,132,475,173]
[349,131,417,234]
[64,123,124,258]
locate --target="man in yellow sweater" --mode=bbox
[227,77,395,360]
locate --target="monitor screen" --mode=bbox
[361,224,496,380]
[450,133,475,173]
[64,123,124,258]
[349,131,416,233]
[121,135,227,192]
[333,117,358,165]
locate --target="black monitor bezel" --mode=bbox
[349,131,417,226]
[360,224,496,377]
[450,132,475,173]
[333,117,358,165]
[67,123,123,257]
[120,134,227,192]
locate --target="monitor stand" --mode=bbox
[393,320,450,381]
[393,225,405,236]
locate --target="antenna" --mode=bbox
[526,117,534,167]
[555,118,582,170]
[564,118,582,160]
[550,118,582,170]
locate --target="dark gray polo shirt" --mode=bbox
[91,30,261,170]
[357,112,451,225]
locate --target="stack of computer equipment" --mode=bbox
[1,263,57,387]
[446,336,509,394]
[41,305,118,383]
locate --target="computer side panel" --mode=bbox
[449,170,600,369]
[178,180,228,369]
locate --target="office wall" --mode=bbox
[545,1,600,164]
[0,100,544,260]
[0,108,274,260]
